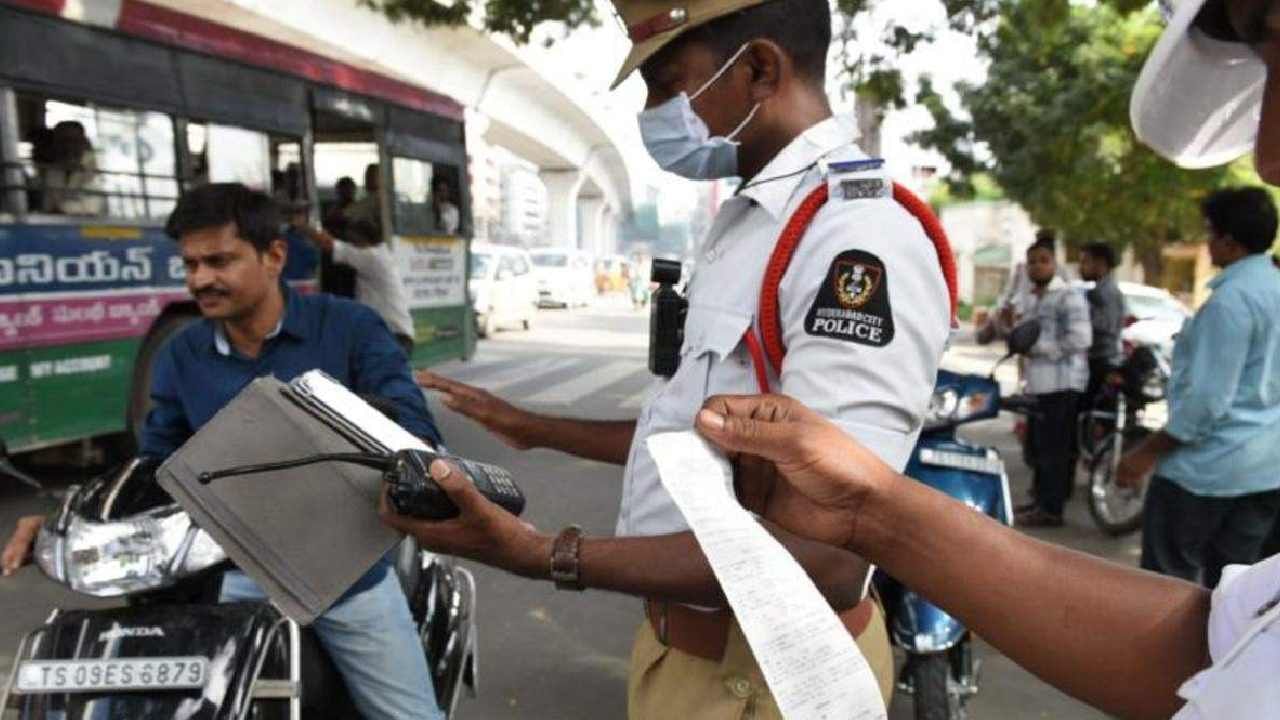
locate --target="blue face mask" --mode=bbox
[638,44,761,180]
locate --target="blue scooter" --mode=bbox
[875,324,1038,720]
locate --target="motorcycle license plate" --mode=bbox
[14,657,208,694]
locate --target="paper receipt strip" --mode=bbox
[646,431,887,720]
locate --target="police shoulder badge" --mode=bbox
[804,249,894,347]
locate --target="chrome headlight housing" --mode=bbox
[923,386,998,431]
[923,388,961,430]
[35,505,227,597]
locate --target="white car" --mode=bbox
[530,248,595,308]
[1118,282,1191,357]
[469,243,539,338]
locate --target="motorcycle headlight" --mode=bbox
[923,387,997,430]
[35,506,226,597]
[923,389,961,430]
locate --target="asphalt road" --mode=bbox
[0,297,1138,719]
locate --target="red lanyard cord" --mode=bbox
[748,181,959,395]
[744,329,772,394]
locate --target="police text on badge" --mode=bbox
[805,249,894,348]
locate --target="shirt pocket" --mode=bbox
[649,304,754,428]
[686,304,757,398]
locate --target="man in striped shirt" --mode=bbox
[1017,240,1093,527]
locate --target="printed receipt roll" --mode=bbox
[647,431,887,720]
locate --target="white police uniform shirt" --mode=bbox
[616,114,951,538]
[1174,553,1280,719]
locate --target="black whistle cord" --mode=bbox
[198,453,393,485]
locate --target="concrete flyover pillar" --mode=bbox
[601,208,618,256]
[579,196,607,256]
[540,169,585,249]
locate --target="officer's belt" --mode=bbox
[644,598,875,662]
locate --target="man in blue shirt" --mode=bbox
[136,184,446,719]
[1119,187,1280,589]
[4,184,444,717]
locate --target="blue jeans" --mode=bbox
[220,568,443,720]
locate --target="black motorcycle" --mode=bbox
[0,457,478,719]
[1080,344,1170,536]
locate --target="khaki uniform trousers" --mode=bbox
[627,602,894,719]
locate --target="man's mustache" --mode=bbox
[192,288,230,301]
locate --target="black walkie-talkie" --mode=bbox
[198,449,525,521]
[649,259,688,378]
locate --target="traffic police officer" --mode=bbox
[392,1,952,716]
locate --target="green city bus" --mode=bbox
[0,1,475,455]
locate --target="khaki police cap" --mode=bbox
[609,0,774,90]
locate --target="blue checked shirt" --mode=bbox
[1158,254,1280,496]
[1024,280,1092,395]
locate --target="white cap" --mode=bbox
[1131,0,1266,168]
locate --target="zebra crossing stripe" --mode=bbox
[477,357,581,393]
[521,360,643,405]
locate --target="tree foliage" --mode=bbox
[827,0,1008,152]
[357,0,598,44]
[357,0,1236,274]
[360,0,991,93]
[358,0,985,112]
[912,1,1230,274]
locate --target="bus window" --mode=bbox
[391,156,433,236]
[187,122,271,192]
[184,122,210,187]
[313,140,379,295]
[431,165,462,236]
[392,158,463,236]
[13,93,178,221]
[271,138,305,209]
[185,124,302,203]
[314,142,379,236]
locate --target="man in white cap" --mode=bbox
[1131,0,1280,181]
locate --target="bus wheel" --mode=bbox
[127,313,199,447]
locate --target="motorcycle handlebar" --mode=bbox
[1001,394,1040,416]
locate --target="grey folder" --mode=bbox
[157,376,401,624]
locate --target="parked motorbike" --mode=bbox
[877,323,1038,720]
[0,457,478,720]
[1080,344,1170,536]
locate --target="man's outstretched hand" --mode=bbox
[695,395,896,552]
[415,371,537,451]
[3,515,44,577]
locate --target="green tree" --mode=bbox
[356,0,1023,162]
[357,0,598,44]
[914,2,1230,278]
[830,0,1007,154]
[358,0,993,112]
